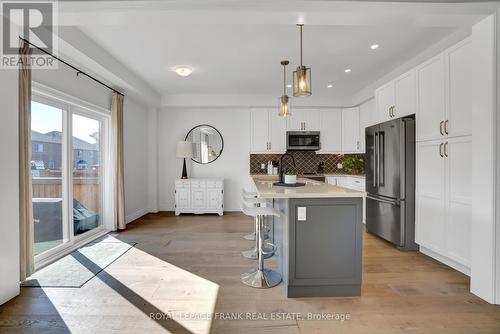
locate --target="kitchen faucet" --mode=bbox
[279,153,296,183]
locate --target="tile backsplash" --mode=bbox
[250,152,365,175]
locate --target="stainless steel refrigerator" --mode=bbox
[365,117,418,251]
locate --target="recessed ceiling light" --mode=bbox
[174,66,193,77]
[327,84,333,88]
[345,69,351,73]
[370,44,379,50]
[287,84,292,88]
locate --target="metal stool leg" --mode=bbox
[242,216,273,259]
[241,215,282,288]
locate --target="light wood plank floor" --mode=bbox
[1,212,499,334]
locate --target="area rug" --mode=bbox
[22,236,136,288]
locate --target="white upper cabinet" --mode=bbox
[286,109,320,131]
[446,38,471,138]
[394,69,416,118]
[250,109,269,152]
[359,99,375,152]
[318,109,342,153]
[416,54,446,141]
[416,38,471,142]
[375,81,395,123]
[375,69,415,123]
[342,107,361,153]
[250,108,286,153]
[268,110,286,152]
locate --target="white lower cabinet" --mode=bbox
[415,136,471,274]
[175,179,224,216]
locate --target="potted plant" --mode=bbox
[284,170,297,184]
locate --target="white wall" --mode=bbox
[158,108,252,211]
[0,69,20,305]
[123,99,150,222]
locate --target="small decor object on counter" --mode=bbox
[176,141,193,179]
[342,155,365,175]
[284,171,297,184]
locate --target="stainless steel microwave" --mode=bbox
[286,131,321,151]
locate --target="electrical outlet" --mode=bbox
[337,163,343,169]
[261,163,266,170]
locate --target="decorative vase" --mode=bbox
[284,174,297,184]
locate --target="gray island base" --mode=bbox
[251,175,365,298]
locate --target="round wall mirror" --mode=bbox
[185,125,224,164]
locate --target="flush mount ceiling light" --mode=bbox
[279,60,291,117]
[174,66,193,77]
[327,84,333,88]
[370,44,379,50]
[345,68,352,73]
[287,84,292,88]
[293,24,312,97]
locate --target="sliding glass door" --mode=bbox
[31,94,108,266]
[72,113,102,237]
[31,100,67,256]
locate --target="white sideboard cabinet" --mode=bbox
[175,178,224,216]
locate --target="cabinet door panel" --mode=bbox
[376,83,394,123]
[359,99,375,153]
[319,110,342,153]
[191,188,206,209]
[447,39,471,138]
[446,137,472,266]
[287,110,305,131]
[415,140,446,253]
[269,110,286,153]
[342,107,360,153]
[175,188,190,209]
[304,109,320,131]
[250,109,269,152]
[394,70,416,118]
[206,189,222,210]
[416,55,446,141]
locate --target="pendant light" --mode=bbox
[279,60,291,117]
[293,24,312,97]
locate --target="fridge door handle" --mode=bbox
[379,131,385,186]
[367,195,400,206]
[374,132,379,187]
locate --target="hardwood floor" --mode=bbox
[1,212,499,333]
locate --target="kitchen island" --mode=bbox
[251,175,365,297]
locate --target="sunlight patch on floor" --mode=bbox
[40,241,220,334]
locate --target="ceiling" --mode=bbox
[58,1,500,100]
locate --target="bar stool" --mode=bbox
[241,189,270,241]
[241,195,273,260]
[241,189,259,241]
[240,202,282,288]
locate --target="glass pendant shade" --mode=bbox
[293,65,311,97]
[278,95,291,117]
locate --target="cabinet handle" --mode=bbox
[439,121,444,136]
[388,107,392,118]
[444,120,449,135]
[444,141,448,157]
[269,142,272,150]
[392,106,396,117]
[439,142,444,157]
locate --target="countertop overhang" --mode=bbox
[251,175,366,199]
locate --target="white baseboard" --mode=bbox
[419,246,471,276]
[126,208,149,224]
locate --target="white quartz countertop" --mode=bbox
[251,175,366,199]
